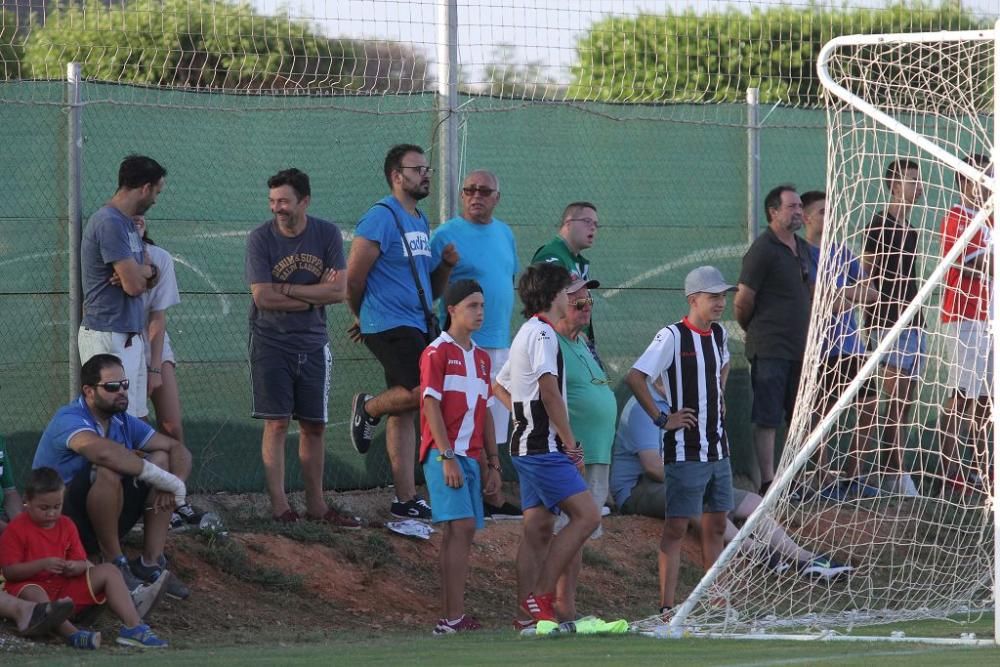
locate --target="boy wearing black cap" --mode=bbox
[419,280,501,635]
[624,265,736,617]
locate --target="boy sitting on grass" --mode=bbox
[624,266,736,617]
[420,280,502,635]
[0,467,169,649]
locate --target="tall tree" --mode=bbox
[21,0,429,92]
[568,4,988,105]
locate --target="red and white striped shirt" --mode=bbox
[419,332,494,462]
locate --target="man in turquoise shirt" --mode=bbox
[431,170,521,519]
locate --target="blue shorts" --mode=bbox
[663,459,734,518]
[868,326,924,376]
[511,452,588,514]
[249,337,331,423]
[750,357,802,428]
[423,454,484,529]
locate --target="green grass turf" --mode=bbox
[17,617,999,667]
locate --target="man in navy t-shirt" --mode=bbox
[245,168,359,528]
[346,144,458,520]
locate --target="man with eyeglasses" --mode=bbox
[347,144,458,520]
[734,185,814,498]
[33,354,193,603]
[78,155,167,420]
[533,202,600,346]
[430,170,521,520]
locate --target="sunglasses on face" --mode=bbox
[95,380,130,393]
[572,297,594,310]
[461,185,496,197]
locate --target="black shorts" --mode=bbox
[62,465,150,556]
[363,326,426,390]
[750,357,802,428]
[818,354,875,401]
[250,337,332,423]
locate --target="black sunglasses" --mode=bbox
[461,186,496,197]
[95,379,130,393]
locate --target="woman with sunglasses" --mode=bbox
[550,276,616,621]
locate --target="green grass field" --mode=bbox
[14,617,999,666]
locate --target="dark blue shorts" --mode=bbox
[750,357,802,428]
[511,452,588,514]
[249,337,331,423]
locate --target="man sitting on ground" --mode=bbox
[32,354,192,602]
[611,394,853,580]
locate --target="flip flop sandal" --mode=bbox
[22,598,75,638]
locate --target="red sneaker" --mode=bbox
[521,592,556,622]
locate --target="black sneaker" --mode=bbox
[350,393,379,454]
[390,497,432,521]
[113,555,145,593]
[484,502,522,521]
[130,556,191,601]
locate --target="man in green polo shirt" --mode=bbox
[533,201,599,343]
[0,435,24,533]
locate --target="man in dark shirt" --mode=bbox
[862,159,925,497]
[245,168,360,527]
[734,185,814,495]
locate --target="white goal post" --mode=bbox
[652,23,1000,646]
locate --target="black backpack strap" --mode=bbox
[373,202,435,323]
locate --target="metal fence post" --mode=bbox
[747,87,761,243]
[67,62,83,398]
[436,0,459,223]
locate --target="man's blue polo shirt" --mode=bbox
[33,396,155,483]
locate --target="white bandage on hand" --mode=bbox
[138,459,187,507]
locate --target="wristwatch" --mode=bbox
[654,411,669,428]
[439,448,456,460]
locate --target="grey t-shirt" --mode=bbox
[738,227,814,361]
[81,206,145,333]
[245,216,346,353]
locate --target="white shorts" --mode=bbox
[945,320,992,397]
[78,327,148,418]
[485,347,510,445]
[553,463,609,539]
[144,331,176,367]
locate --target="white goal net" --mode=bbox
[661,26,998,641]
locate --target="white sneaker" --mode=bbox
[131,571,170,620]
[896,473,920,497]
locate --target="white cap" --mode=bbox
[684,266,735,296]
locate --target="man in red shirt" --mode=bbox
[939,153,992,492]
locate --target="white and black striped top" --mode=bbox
[632,317,730,463]
[501,315,567,457]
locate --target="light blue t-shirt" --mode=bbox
[81,206,145,333]
[609,395,668,508]
[33,396,155,483]
[355,196,434,334]
[807,243,865,358]
[431,216,518,348]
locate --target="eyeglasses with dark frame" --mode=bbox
[94,379,130,393]
[398,165,434,176]
[461,185,497,197]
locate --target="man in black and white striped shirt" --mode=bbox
[624,265,736,616]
